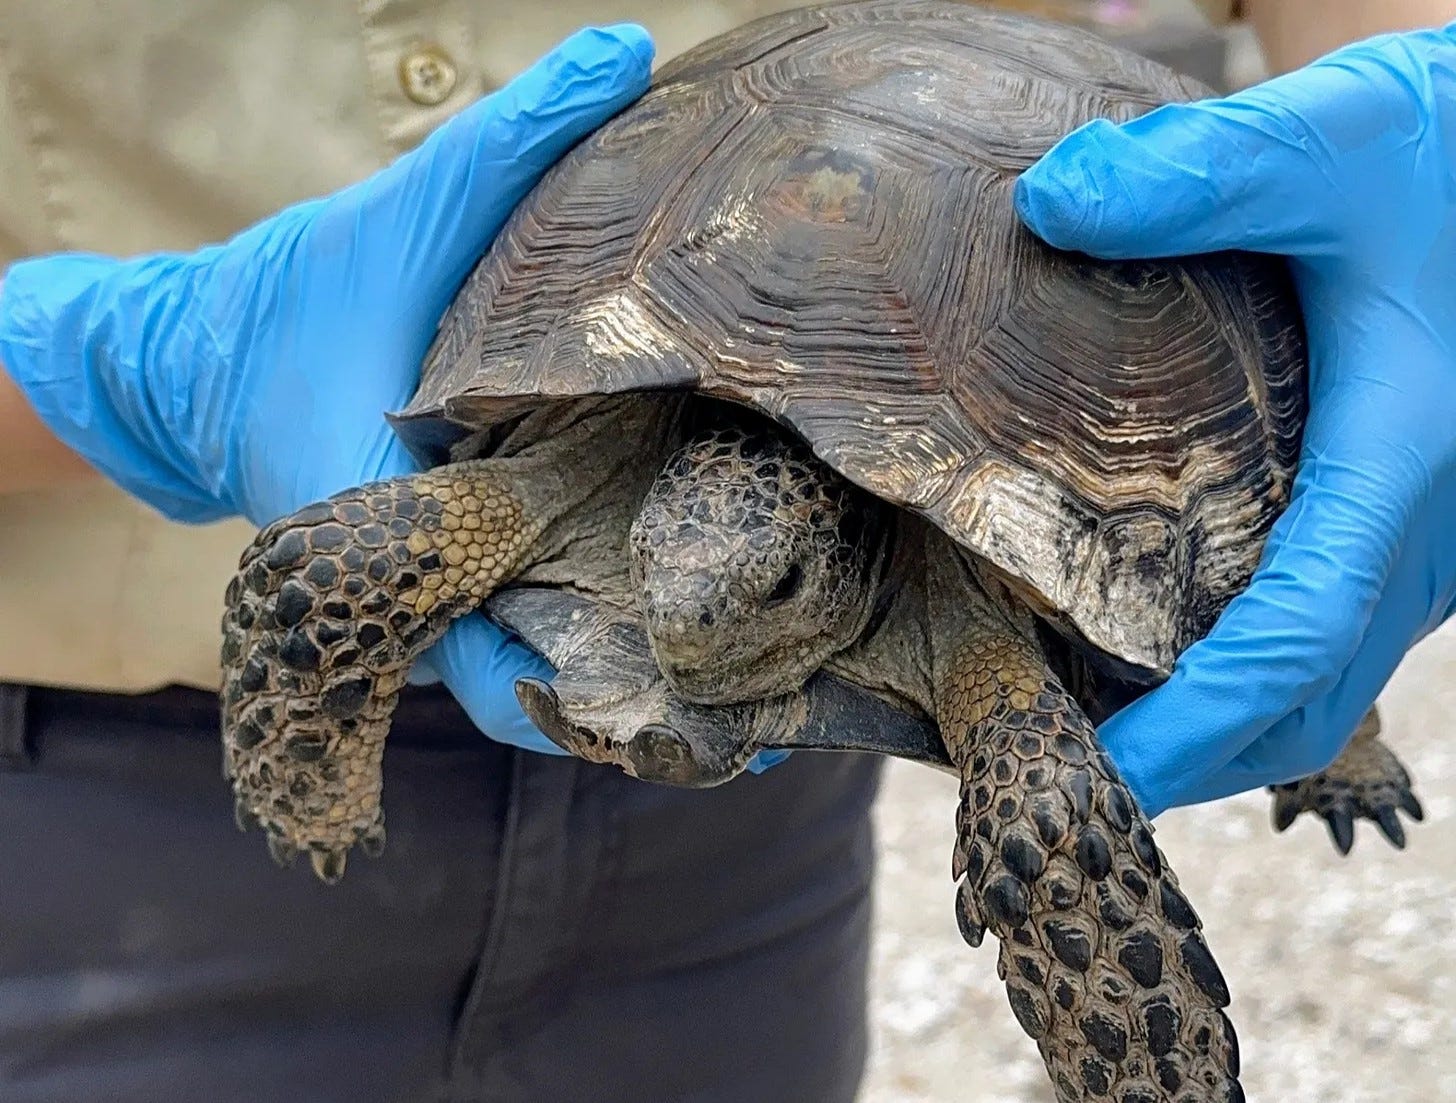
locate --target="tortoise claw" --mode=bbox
[233,796,258,833]
[1374,807,1407,850]
[266,834,298,869]
[951,835,970,881]
[1266,712,1421,856]
[310,849,347,884]
[1323,808,1356,856]
[514,676,582,755]
[1400,790,1425,822]
[360,820,387,859]
[953,878,986,948]
[1271,789,1300,833]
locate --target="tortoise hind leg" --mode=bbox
[1270,706,1423,854]
[221,461,540,882]
[928,561,1241,1103]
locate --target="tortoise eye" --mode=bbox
[766,564,803,606]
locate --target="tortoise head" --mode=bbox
[629,422,889,705]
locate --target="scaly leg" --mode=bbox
[220,463,542,882]
[1270,706,1423,854]
[929,559,1241,1103]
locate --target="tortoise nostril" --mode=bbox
[766,564,803,606]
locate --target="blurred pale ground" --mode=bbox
[861,11,1456,1102]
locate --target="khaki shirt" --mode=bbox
[0,0,805,694]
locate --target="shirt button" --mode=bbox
[399,45,459,106]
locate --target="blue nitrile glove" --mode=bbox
[0,26,676,762]
[1013,25,1456,815]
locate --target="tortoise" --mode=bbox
[218,2,1424,1099]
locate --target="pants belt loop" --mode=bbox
[0,683,32,768]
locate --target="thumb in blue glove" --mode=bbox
[1013,24,1456,815]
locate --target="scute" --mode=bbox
[393,0,1306,677]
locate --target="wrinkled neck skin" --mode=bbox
[629,416,893,706]
[469,395,691,608]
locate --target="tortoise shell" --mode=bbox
[394,0,1306,678]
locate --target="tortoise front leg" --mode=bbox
[221,462,541,883]
[1270,705,1424,854]
[928,561,1241,1103]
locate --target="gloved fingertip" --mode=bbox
[1098,736,1169,819]
[588,22,656,72]
[537,23,655,102]
[426,614,569,754]
[404,658,443,687]
[1131,786,1170,821]
[1097,684,1239,821]
[745,748,792,774]
[380,21,657,297]
[1013,162,1093,251]
[1013,120,1124,253]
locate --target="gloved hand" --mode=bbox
[0,26,713,764]
[1013,25,1456,815]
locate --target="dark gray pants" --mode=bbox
[0,683,881,1102]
